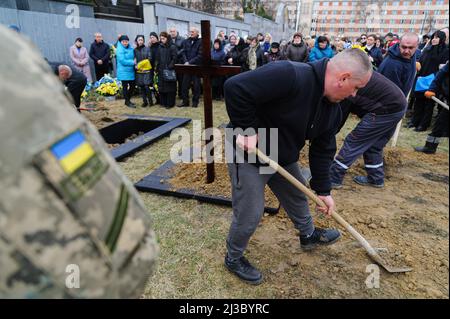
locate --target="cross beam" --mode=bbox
[175,20,241,183]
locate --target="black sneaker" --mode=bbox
[125,101,136,108]
[224,255,263,285]
[353,176,384,188]
[300,228,341,251]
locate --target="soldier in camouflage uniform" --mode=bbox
[0,25,159,298]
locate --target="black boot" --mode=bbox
[224,255,263,285]
[142,99,149,108]
[415,141,438,154]
[125,100,136,108]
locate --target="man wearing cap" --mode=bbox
[89,33,110,81]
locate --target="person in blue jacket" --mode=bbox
[116,35,136,108]
[308,36,335,62]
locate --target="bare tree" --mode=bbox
[200,0,222,14]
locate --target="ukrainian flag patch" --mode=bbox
[51,130,95,174]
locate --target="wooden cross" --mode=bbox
[175,20,241,183]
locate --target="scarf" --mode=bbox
[248,46,258,70]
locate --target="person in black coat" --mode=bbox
[169,27,186,98]
[410,30,449,131]
[222,49,373,284]
[148,32,161,104]
[89,33,110,81]
[211,39,227,100]
[178,27,203,108]
[134,35,153,107]
[156,32,178,108]
[50,63,87,112]
[365,34,384,68]
[240,36,264,72]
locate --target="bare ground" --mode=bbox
[82,96,449,299]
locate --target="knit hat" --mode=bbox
[118,35,129,42]
[293,32,302,39]
[135,35,145,42]
[271,42,280,49]
[150,32,159,40]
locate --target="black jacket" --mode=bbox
[182,36,202,65]
[339,72,407,130]
[89,41,110,64]
[156,43,178,93]
[171,34,185,63]
[224,59,341,195]
[378,43,418,96]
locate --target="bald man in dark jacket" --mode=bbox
[223,49,373,285]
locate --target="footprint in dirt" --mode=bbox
[101,117,115,123]
[421,173,449,184]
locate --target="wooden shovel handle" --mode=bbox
[254,148,378,256]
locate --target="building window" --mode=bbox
[434,10,440,15]
[402,10,408,15]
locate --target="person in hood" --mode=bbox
[222,49,373,285]
[377,32,419,97]
[211,39,227,100]
[308,36,335,62]
[134,35,153,107]
[116,35,136,108]
[285,32,309,63]
[409,30,449,131]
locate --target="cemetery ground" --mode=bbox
[82,96,448,299]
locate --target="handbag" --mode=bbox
[415,73,435,92]
[162,69,177,82]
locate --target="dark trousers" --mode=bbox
[122,80,135,102]
[68,79,87,110]
[330,111,404,185]
[411,93,435,129]
[139,85,153,104]
[181,74,201,105]
[160,92,176,108]
[94,63,109,81]
[212,76,225,100]
[227,161,314,259]
[176,72,183,98]
[428,108,449,143]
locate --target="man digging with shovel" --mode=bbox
[223,49,373,285]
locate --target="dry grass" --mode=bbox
[84,96,449,299]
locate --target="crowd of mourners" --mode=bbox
[66,26,448,143]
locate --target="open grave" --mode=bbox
[99,115,191,161]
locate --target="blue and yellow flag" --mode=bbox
[51,130,95,174]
